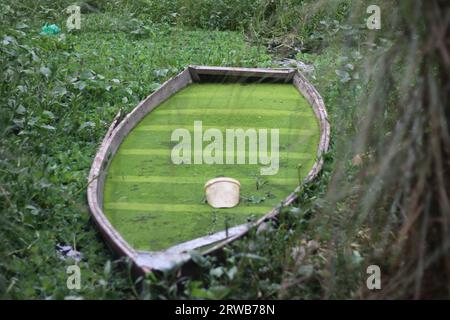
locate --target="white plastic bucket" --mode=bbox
[204,177,240,208]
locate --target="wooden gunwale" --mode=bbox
[87,65,330,273]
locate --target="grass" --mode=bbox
[0,2,345,299]
[103,83,319,251]
[0,8,275,299]
[0,1,357,297]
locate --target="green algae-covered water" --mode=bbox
[103,83,320,251]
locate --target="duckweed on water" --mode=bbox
[103,83,320,251]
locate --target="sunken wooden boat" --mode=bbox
[87,65,330,273]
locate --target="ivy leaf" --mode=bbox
[25,204,40,215]
[335,69,351,83]
[79,121,95,131]
[298,264,314,277]
[40,124,56,131]
[154,69,169,77]
[246,195,266,204]
[104,260,111,276]
[149,82,160,91]
[345,63,354,70]
[17,85,27,93]
[189,250,210,268]
[42,110,55,119]
[74,81,86,91]
[52,86,67,97]
[40,66,51,78]
[80,69,95,80]
[2,35,14,45]
[16,105,26,115]
[16,23,29,29]
[352,250,364,265]
[210,267,224,278]
[227,266,238,280]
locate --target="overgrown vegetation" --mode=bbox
[1,0,448,299]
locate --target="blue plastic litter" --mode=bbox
[40,24,61,35]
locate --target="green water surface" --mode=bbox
[103,83,320,251]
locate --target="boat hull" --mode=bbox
[87,66,330,273]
